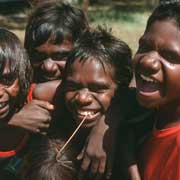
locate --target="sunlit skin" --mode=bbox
[134,20,180,128]
[31,38,73,82]
[65,58,117,128]
[0,62,20,122]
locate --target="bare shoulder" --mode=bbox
[33,80,62,102]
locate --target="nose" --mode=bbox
[42,58,58,73]
[75,89,92,106]
[138,52,161,74]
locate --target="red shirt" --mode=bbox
[139,125,180,180]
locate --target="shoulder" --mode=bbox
[33,80,61,102]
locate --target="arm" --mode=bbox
[33,80,61,103]
[8,100,54,135]
[77,97,121,180]
[77,115,109,180]
[8,80,61,134]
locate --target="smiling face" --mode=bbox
[134,20,180,109]
[64,58,117,128]
[30,38,73,83]
[0,62,20,122]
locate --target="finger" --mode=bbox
[39,122,50,129]
[77,147,85,160]
[42,116,51,123]
[33,100,54,111]
[80,154,91,172]
[90,158,99,174]
[40,131,47,136]
[105,157,112,180]
[98,157,106,175]
[33,128,40,134]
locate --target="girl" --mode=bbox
[0,28,32,179]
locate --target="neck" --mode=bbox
[156,103,180,129]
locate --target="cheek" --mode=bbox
[7,81,20,98]
[56,61,66,69]
[64,92,75,110]
[99,91,115,111]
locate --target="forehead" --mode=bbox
[142,20,180,50]
[35,38,73,54]
[67,58,114,82]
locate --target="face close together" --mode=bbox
[134,20,180,109]
[31,38,73,82]
[64,58,117,128]
[0,62,20,122]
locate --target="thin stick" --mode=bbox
[56,113,88,161]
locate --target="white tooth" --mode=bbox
[79,111,88,116]
[78,111,95,116]
[140,74,154,82]
[0,103,4,108]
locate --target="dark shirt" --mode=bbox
[111,88,155,180]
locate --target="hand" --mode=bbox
[128,164,141,180]
[8,99,54,135]
[77,116,112,180]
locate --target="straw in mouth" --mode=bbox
[56,112,90,162]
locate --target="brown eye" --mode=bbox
[30,51,47,63]
[160,51,179,64]
[0,74,16,86]
[65,80,81,91]
[50,52,69,61]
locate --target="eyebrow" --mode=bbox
[51,51,70,57]
[66,78,111,89]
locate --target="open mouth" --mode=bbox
[0,101,9,119]
[73,109,101,126]
[0,101,8,109]
[42,75,60,81]
[136,73,161,93]
[77,109,100,119]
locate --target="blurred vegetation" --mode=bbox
[0,0,157,52]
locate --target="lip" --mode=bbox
[73,109,101,127]
[136,73,162,93]
[0,101,8,109]
[42,74,62,81]
[0,102,9,119]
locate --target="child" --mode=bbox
[0,28,32,179]
[133,1,180,179]
[22,26,133,180]
[25,1,89,83]
[23,2,120,178]
[22,135,78,180]
[8,1,89,134]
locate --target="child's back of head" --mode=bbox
[22,136,78,180]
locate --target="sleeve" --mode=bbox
[27,83,36,102]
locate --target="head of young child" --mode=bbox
[62,27,132,128]
[134,2,180,110]
[22,136,78,180]
[25,2,89,83]
[0,28,32,124]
